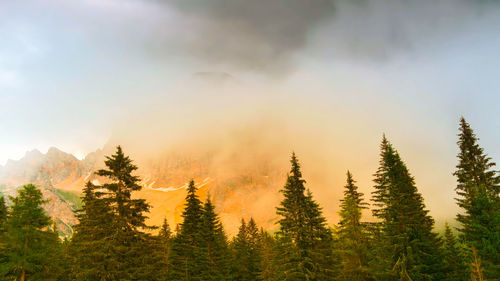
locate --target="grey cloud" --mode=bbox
[163,0,335,73]
[156,0,499,73]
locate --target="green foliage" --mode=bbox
[0,184,61,281]
[275,153,335,280]
[442,223,467,281]
[70,146,158,280]
[231,218,262,280]
[259,229,278,281]
[336,171,373,281]
[454,117,500,279]
[168,179,205,280]
[371,136,445,281]
[198,198,230,280]
[0,196,7,235]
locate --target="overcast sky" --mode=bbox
[0,0,499,164]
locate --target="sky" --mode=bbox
[0,0,499,223]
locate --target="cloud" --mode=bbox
[158,0,500,72]
[164,0,335,73]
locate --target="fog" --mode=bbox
[1,0,500,228]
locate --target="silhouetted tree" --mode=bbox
[454,117,500,278]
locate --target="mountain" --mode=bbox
[0,143,287,237]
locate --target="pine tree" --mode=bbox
[231,218,262,281]
[0,196,8,267]
[169,179,205,280]
[158,218,172,276]
[336,171,372,281]
[0,184,61,281]
[454,117,500,279]
[442,223,467,281]
[160,218,172,241]
[259,228,278,281]
[371,136,445,281]
[0,196,7,227]
[198,198,230,280]
[71,146,156,280]
[275,152,335,280]
[247,218,263,279]
[70,181,114,280]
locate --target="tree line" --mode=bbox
[0,117,498,281]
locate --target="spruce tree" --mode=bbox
[231,218,262,281]
[0,196,8,266]
[71,146,156,280]
[0,184,61,281]
[159,218,172,276]
[336,171,372,281]
[259,228,278,281]
[442,223,467,281]
[198,198,230,280]
[371,136,445,281]
[169,179,205,280]
[160,218,172,241]
[275,153,335,280]
[0,196,7,227]
[70,181,114,280]
[99,146,154,279]
[454,117,500,278]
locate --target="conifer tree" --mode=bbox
[371,136,445,281]
[336,171,372,281]
[259,228,278,281]
[231,218,262,281]
[0,196,8,265]
[198,198,230,280]
[169,179,205,280]
[70,181,114,280]
[0,196,7,227]
[275,153,335,280]
[0,184,61,281]
[454,117,500,278]
[160,218,172,241]
[71,146,156,280]
[158,218,172,276]
[442,223,467,281]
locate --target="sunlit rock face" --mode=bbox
[0,140,289,237]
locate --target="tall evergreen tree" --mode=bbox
[198,198,230,280]
[160,218,172,241]
[231,218,262,281]
[169,179,205,280]
[0,196,7,227]
[0,196,8,266]
[158,218,172,276]
[275,153,335,280]
[454,117,500,279]
[336,171,372,281]
[71,146,155,280]
[442,223,467,281]
[70,181,114,280]
[371,136,445,281]
[259,228,278,281]
[0,184,61,281]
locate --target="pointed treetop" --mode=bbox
[97,145,140,189]
[342,170,366,208]
[187,179,197,194]
[160,218,171,240]
[0,196,7,224]
[290,152,302,179]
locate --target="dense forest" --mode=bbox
[0,117,498,281]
